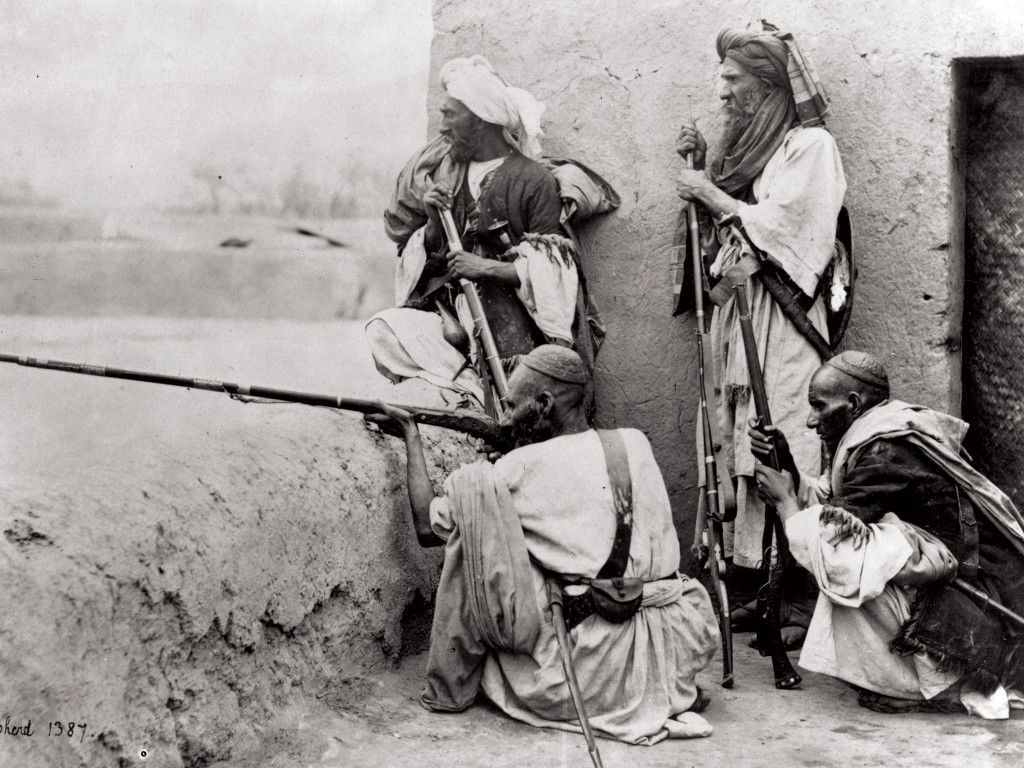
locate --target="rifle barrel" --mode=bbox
[0,353,501,443]
[686,154,705,325]
[684,151,736,686]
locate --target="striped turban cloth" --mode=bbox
[710,21,830,195]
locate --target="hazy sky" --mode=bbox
[1,0,433,209]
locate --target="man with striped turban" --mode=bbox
[748,351,1024,717]
[369,55,603,414]
[676,22,847,646]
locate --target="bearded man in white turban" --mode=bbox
[368,55,602,412]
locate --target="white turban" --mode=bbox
[439,55,545,159]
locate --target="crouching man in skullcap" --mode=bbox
[750,351,1024,718]
[367,345,719,744]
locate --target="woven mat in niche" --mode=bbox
[962,64,1024,510]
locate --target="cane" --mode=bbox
[547,583,605,768]
[952,578,1024,631]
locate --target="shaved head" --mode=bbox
[500,348,588,448]
[807,351,891,452]
[821,351,890,399]
[507,363,584,412]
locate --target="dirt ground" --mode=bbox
[214,636,1023,768]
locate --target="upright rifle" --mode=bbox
[437,207,509,414]
[672,151,736,688]
[709,250,801,690]
[0,354,503,444]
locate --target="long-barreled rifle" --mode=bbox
[672,150,736,688]
[711,249,801,690]
[437,207,509,414]
[0,353,502,444]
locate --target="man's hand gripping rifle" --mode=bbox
[436,206,510,417]
[708,241,802,690]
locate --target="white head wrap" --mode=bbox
[439,55,545,159]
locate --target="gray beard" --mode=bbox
[721,111,754,152]
[449,138,478,163]
[448,122,484,163]
[720,87,769,152]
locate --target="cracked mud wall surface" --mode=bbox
[0,318,469,768]
[431,0,1024,542]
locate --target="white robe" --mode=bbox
[787,506,1023,718]
[428,429,719,744]
[716,125,846,567]
[786,506,960,700]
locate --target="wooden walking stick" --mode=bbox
[547,583,605,768]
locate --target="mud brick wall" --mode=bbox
[431,0,1024,543]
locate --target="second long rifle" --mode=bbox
[729,282,801,690]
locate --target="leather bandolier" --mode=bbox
[561,430,676,632]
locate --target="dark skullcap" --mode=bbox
[716,27,790,89]
[519,344,588,385]
[824,351,890,391]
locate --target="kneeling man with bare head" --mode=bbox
[369,345,718,744]
[750,351,1024,718]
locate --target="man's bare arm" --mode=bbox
[447,250,520,285]
[366,404,444,548]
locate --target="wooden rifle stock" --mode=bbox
[729,284,801,690]
[730,223,831,360]
[437,208,509,410]
[693,493,734,688]
[0,353,503,445]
